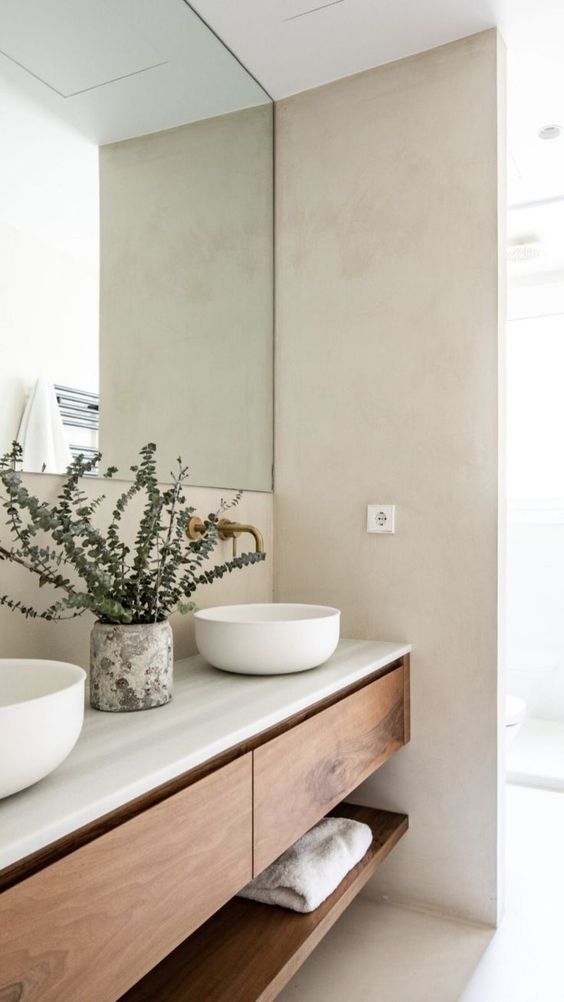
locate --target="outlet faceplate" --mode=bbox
[367,504,395,534]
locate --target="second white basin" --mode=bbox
[0,659,86,799]
[194,603,340,675]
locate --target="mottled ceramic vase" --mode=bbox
[90,621,173,712]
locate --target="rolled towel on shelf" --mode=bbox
[238,816,373,914]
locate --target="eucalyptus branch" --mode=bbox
[152,458,188,621]
[4,501,75,592]
[0,442,265,625]
[0,543,80,597]
[0,593,87,621]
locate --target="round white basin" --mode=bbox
[194,603,341,675]
[0,659,86,799]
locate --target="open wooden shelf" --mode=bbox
[120,803,408,1002]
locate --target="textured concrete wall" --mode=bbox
[274,31,505,924]
[99,104,273,490]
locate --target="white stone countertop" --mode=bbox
[0,638,410,871]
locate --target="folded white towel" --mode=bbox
[17,378,72,474]
[239,817,372,914]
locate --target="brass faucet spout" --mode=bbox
[218,520,265,555]
[186,516,264,555]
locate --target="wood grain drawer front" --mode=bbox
[0,754,253,1002]
[253,667,406,874]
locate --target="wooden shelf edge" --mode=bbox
[121,804,408,1002]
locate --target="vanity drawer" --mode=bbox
[0,753,252,1002]
[253,666,406,874]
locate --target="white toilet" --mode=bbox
[506,694,526,747]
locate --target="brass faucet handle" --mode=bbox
[217,518,242,541]
[186,515,206,541]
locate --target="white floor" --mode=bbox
[278,785,564,1002]
[507,717,564,791]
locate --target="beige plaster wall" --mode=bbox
[99,103,273,491]
[0,473,273,668]
[274,31,504,924]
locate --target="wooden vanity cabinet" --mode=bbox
[0,655,410,1002]
[253,667,406,873]
[0,755,253,1002]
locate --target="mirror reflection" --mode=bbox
[0,0,273,489]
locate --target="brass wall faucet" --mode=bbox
[187,516,265,557]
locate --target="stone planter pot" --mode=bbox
[90,621,173,712]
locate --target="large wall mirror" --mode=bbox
[0,0,273,490]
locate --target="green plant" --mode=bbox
[0,442,265,624]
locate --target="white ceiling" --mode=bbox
[191,0,497,100]
[0,0,269,145]
[190,0,564,107]
[3,0,564,227]
[507,49,564,207]
[192,0,564,206]
[0,0,166,97]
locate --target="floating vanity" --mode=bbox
[0,639,411,1002]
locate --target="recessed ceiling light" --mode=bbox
[538,124,562,141]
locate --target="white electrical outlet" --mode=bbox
[367,504,395,534]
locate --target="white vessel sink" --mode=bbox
[0,660,86,799]
[194,603,341,675]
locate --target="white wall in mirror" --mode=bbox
[0,73,99,469]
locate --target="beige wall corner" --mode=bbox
[274,29,505,924]
[0,474,273,668]
[496,28,508,929]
